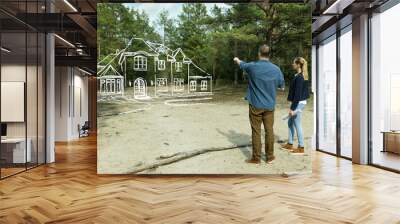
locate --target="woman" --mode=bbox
[281,57,310,153]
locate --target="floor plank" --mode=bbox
[0,135,400,224]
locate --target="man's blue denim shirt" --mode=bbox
[240,60,285,110]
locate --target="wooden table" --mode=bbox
[382,131,400,154]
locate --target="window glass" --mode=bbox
[317,35,337,154]
[340,26,352,158]
[371,4,400,171]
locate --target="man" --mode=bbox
[233,44,284,164]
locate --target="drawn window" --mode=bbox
[189,80,196,91]
[158,60,166,71]
[100,79,105,92]
[174,78,184,91]
[201,80,208,91]
[116,79,121,93]
[176,62,183,72]
[133,55,147,71]
[156,78,168,87]
[106,79,115,93]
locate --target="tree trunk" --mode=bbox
[98,41,101,60]
[213,60,217,86]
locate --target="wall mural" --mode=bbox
[97,2,312,174]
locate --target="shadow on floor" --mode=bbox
[216,128,252,159]
[216,128,289,160]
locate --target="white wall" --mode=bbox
[55,66,89,141]
[55,66,69,141]
[72,71,89,138]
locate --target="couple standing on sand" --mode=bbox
[233,44,310,164]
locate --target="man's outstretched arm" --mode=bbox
[233,57,241,65]
[234,57,250,73]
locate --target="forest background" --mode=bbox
[97,3,311,85]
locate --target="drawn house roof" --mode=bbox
[126,39,160,57]
[97,37,213,78]
[97,64,122,78]
[172,48,192,64]
[123,50,158,57]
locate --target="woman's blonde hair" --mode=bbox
[294,57,308,80]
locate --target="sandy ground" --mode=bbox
[97,85,313,174]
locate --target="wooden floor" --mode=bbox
[1,136,400,224]
[373,151,400,171]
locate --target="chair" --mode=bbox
[79,121,90,138]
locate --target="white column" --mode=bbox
[311,45,317,150]
[352,14,369,164]
[46,32,55,163]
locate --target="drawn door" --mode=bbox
[134,78,147,98]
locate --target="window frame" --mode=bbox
[315,24,353,161]
[157,60,166,71]
[200,80,207,91]
[133,55,147,71]
[189,80,196,91]
[175,62,183,72]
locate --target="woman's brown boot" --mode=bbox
[281,143,293,150]
[291,147,304,154]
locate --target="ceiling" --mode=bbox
[0,0,98,73]
[1,0,309,73]
[311,0,389,40]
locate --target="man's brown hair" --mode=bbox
[259,44,270,58]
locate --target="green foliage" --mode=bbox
[97,3,160,61]
[98,3,311,84]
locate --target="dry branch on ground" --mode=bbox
[130,144,252,173]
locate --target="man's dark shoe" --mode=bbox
[266,156,275,164]
[245,158,261,164]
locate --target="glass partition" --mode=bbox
[1,31,28,178]
[27,31,38,169]
[0,1,46,179]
